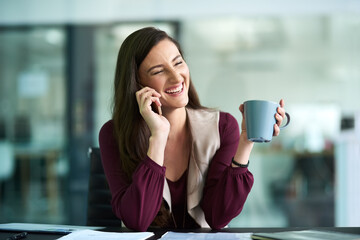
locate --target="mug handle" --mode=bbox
[279,112,290,129]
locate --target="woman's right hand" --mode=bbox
[135,87,170,141]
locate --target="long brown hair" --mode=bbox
[112,27,204,227]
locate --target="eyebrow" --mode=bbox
[146,55,182,73]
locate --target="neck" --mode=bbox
[163,107,187,140]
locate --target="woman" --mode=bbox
[99,27,286,231]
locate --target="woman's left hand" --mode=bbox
[239,99,287,139]
[273,99,286,137]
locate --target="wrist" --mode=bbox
[147,135,167,166]
[233,134,254,166]
[151,131,169,144]
[232,158,250,168]
[239,132,254,149]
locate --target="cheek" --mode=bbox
[185,72,190,88]
[144,77,165,91]
[181,66,190,81]
[139,72,160,89]
[138,72,149,87]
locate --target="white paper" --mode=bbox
[56,229,154,240]
[0,223,103,233]
[159,231,252,240]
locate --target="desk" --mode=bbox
[1,227,360,240]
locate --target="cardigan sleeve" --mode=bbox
[98,120,165,231]
[200,112,254,229]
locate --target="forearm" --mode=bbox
[232,131,254,166]
[100,121,165,231]
[113,158,165,231]
[202,167,254,229]
[147,134,167,166]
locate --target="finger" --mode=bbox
[137,87,161,100]
[136,87,150,103]
[277,107,286,118]
[140,96,161,114]
[239,104,244,114]
[279,99,285,108]
[138,88,161,104]
[277,105,286,121]
[149,97,162,116]
[277,99,285,116]
[135,89,142,103]
[239,104,246,120]
[151,97,162,115]
[136,86,151,95]
[137,88,159,105]
[273,124,280,136]
[275,112,283,126]
[144,96,161,107]
[155,98,162,107]
[239,104,247,131]
[156,104,162,116]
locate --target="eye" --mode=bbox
[152,69,163,75]
[174,60,183,66]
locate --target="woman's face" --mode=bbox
[138,39,190,110]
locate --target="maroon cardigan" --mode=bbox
[99,111,254,231]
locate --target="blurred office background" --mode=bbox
[0,0,359,227]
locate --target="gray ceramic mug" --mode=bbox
[244,100,290,143]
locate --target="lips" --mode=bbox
[165,83,184,95]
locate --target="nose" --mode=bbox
[167,68,182,83]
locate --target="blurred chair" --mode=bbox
[87,147,121,227]
[0,141,15,201]
[0,118,15,203]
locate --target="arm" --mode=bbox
[99,121,165,231]
[232,99,286,166]
[136,87,170,166]
[201,112,254,229]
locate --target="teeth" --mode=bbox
[166,84,183,94]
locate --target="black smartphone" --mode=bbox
[151,102,162,115]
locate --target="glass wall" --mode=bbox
[0,27,67,223]
[0,22,178,225]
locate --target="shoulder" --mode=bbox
[219,111,239,130]
[99,120,115,144]
[98,120,119,163]
[219,111,240,143]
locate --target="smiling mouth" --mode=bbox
[165,83,184,94]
